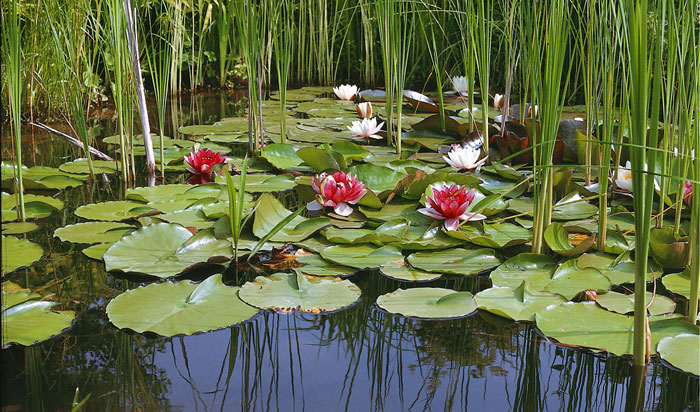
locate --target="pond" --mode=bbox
[1,90,698,412]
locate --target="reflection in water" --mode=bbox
[1,92,698,411]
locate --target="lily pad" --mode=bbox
[253,193,329,242]
[449,223,531,249]
[261,143,306,170]
[1,163,85,190]
[407,248,500,275]
[2,192,65,222]
[75,200,151,222]
[379,260,441,282]
[238,271,361,313]
[2,222,39,235]
[535,302,699,356]
[54,222,135,244]
[662,268,699,300]
[576,253,656,285]
[474,281,566,321]
[82,243,113,260]
[544,260,611,300]
[59,158,119,174]
[657,334,700,376]
[376,288,477,319]
[596,291,676,316]
[296,254,356,277]
[2,282,75,347]
[1,236,44,274]
[103,224,232,278]
[127,184,221,203]
[347,164,406,193]
[544,222,595,256]
[106,274,257,336]
[320,244,403,270]
[490,253,557,289]
[214,174,297,192]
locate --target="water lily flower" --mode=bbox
[348,117,384,142]
[684,181,692,207]
[443,144,487,172]
[333,84,358,101]
[452,76,469,94]
[418,183,486,231]
[527,104,539,119]
[356,102,373,119]
[493,93,505,110]
[615,161,634,192]
[307,171,367,216]
[184,148,226,183]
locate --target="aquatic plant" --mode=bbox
[443,144,486,172]
[348,118,384,142]
[452,76,469,96]
[225,156,251,262]
[418,183,485,231]
[184,148,226,183]
[615,161,634,192]
[333,84,359,101]
[308,171,367,216]
[355,102,373,119]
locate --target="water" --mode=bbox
[2,92,698,412]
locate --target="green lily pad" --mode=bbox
[1,236,44,274]
[475,281,567,321]
[320,244,403,270]
[490,253,557,289]
[544,260,611,300]
[347,164,406,193]
[535,302,699,356]
[649,227,689,270]
[662,268,699,300]
[296,254,356,277]
[397,171,481,200]
[54,222,135,244]
[1,163,85,190]
[214,174,297,192]
[322,141,370,162]
[82,243,113,260]
[261,143,306,170]
[376,288,477,319]
[253,193,329,242]
[2,282,75,347]
[359,201,432,225]
[75,200,151,222]
[544,222,595,256]
[576,253,656,285]
[596,291,676,316]
[158,207,215,230]
[657,334,700,376]
[59,158,120,174]
[103,224,232,278]
[2,222,39,235]
[448,222,531,249]
[2,192,65,222]
[106,274,257,336]
[379,260,441,282]
[146,199,199,213]
[127,184,221,203]
[407,248,500,275]
[507,193,598,221]
[238,271,361,312]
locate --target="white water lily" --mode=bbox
[443,144,487,172]
[348,117,384,141]
[333,84,358,101]
[452,76,469,94]
[615,161,634,192]
[528,104,539,119]
[356,102,372,119]
[493,93,505,110]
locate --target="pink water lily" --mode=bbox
[307,171,367,216]
[418,183,486,231]
[684,181,693,207]
[184,148,227,183]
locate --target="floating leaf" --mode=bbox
[75,200,151,222]
[82,243,113,260]
[214,174,297,192]
[296,254,356,277]
[379,260,441,282]
[104,224,232,278]
[576,253,655,285]
[407,248,500,275]
[253,194,329,242]
[2,192,64,222]
[347,164,406,193]
[657,334,700,376]
[449,223,531,249]
[474,281,566,321]
[662,268,699,300]
[127,184,221,203]
[490,253,556,289]
[238,272,361,312]
[649,227,689,270]
[320,244,403,270]
[2,282,75,347]
[535,302,699,356]
[596,291,676,316]
[261,143,306,170]
[544,222,595,256]
[376,288,477,319]
[1,236,43,274]
[59,158,119,174]
[2,222,39,235]
[544,260,610,300]
[106,274,257,336]
[1,163,85,190]
[54,222,135,244]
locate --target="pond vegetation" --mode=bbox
[1,0,699,410]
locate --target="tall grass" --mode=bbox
[471,0,493,154]
[418,1,447,132]
[2,0,25,221]
[272,0,293,144]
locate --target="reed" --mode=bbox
[144,1,174,180]
[225,157,250,262]
[1,0,25,221]
[418,1,447,132]
[272,0,293,144]
[470,0,493,154]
